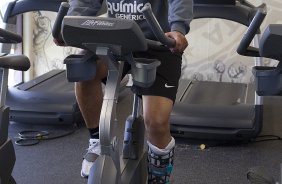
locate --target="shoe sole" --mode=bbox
[81,170,89,179]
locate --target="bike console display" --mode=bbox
[62,16,148,55]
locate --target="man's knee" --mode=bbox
[145,113,170,135]
[143,96,173,134]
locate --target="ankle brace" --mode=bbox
[147,140,175,184]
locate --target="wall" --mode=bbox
[23,12,80,80]
[183,0,282,83]
[23,1,282,82]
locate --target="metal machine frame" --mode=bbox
[170,0,267,141]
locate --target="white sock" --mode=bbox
[89,138,101,155]
[89,138,99,144]
[147,137,175,155]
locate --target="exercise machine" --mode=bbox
[2,0,108,125]
[53,2,175,183]
[3,0,79,125]
[235,10,282,184]
[170,0,267,141]
[0,28,30,184]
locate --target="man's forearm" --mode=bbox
[168,0,193,35]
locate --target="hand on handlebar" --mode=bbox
[165,31,188,53]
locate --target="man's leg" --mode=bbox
[75,59,108,178]
[143,95,175,184]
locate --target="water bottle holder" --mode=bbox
[131,58,161,88]
[253,66,282,96]
[64,54,97,82]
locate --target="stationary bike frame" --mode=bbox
[53,3,175,184]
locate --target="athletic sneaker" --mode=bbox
[81,139,101,178]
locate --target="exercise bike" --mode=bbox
[236,5,282,184]
[53,2,176,184]
[0,28,30,183]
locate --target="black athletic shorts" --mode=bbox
[128,49,182,103]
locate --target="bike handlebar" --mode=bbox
[52,2,70,42]
[52,2,176,49]
[0,28,22,44]
[141,4,176,48]
[237,5,267,57]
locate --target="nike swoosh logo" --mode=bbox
[165,83,175,88]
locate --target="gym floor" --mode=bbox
[8,88,282,184]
